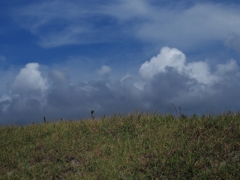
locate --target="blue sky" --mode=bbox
[0,0,240,125]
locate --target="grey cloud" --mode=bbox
[142,68,205,111]
[0,73,143,125]
[138,47,240,114]
[0,74,239,125]
[140,66,240,115]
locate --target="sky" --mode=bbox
[0,0,240,125]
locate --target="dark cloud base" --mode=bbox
[1,68,239,126]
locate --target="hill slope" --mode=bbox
[1,113,240,179]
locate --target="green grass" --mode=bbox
[1,112,240,179]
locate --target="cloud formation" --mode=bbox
[0,47,239,125]
[11,63,48,92]
[139,47,239,86]
[139,47,186,79]
[13,1,240,50]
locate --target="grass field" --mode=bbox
[1,112,240,179]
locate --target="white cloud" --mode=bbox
[139,47,238,85]
[0,63,49,114]
[139,47,186,79]
[97,65,112,75]
[11,63,48,92]
[104,2,240,50]
[185,61,218,85]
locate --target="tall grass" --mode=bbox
[1,112,240,179]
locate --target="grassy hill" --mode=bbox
[1,112,240,179]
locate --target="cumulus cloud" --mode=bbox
[11,63,48,92]
[2,1,240,125]
[0,47,240,125]
[185,61,217,85]
[139,47,224,85]
[139,47,186,79]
